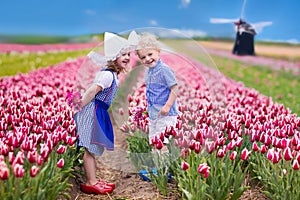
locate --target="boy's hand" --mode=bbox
[158,105,171,117]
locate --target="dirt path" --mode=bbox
[68,122,180,200]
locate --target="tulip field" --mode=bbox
[1,40,300,200]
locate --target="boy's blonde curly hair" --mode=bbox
[136,32,161,50]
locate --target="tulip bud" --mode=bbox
[13,163,25,178]
[293,160,299,170]
[230,151,237,160]
[283,147,293,161]
[57,158,65,168]
[252,142,259,152]
[56,145,67,154]
[181,161,189,171]
[156,140,163,150]
[0,162,9,180]
[241,148,251,161]
[119,108,124,115]
[30,165,39,177]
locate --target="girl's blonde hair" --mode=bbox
[136,32,160,50]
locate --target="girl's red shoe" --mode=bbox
[98,179,115,189]
[80,182,113,194]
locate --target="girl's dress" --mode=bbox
[75,69,118,156]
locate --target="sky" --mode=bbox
[0,0,299,43]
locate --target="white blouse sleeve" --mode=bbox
[93,71,113,89]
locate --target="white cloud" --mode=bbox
[84,9,97,16]
[153,28,207,38]
[149,20,158,26]
[179,0,191,8]
[286,39,299,44]
[175,29,207,38]
[259,38,299,44]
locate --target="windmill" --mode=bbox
[210,0,272,55]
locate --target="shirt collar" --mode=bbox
[149,59,162,72]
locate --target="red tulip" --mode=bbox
[119,108,124,115]
[13,151,24,165]
[37,155,43,166]
[230,151,237,160]
[260,145,267,154]
[194,142,202,154]
[12,163,25,178]
[217,149,225,158]
[198,163,210,178]
[181,161,189,171]
[292,160,299,170]
[0,162,9,180]
[56,145,67,154]
[241,148,251,161]
[67,136,78,145]
[30,165,39,177]
[181,148,191,159]
[252,142,259,152]
[57,158,65,168]
[272,151,281,164]
[156,139,163,150]
[283,147,293,161]
[27,150,38,163]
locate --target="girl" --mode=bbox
[75,32,131,195]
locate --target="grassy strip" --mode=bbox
[0,49,91,77]
[210,55,300,115]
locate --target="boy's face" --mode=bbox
[136,48,160,68]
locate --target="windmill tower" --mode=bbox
[210,0,272,56]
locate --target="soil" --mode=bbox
[67,123,269,200]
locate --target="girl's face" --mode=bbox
[116,52,131,70]
[137,48,160,68]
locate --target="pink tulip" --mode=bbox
[236,137,243,147]
[57,158,65,168]
[37,155,43,166]
[8,152,15,164]
[267,149,274,161]
[194,142,202,154]
[56,145,67,154]
[181,148,191,159]
[0,162,9,180]
[292,160,299,170]
[67,136,78,145]
[30,165,39,177]
[156,139,163,150]
[13,151,25,165]
[198,163,210,178]
[272,151,281,164]
[119,108,124,115]
[27,150,38,163]
[227,140,236,150]
[240,148,251,161]
[181,161,189,171]
[217,149,225,158]
[252,142,259,152]
[283,147,293,161]
[260,145,267,154]
[13,163,25,178]
[127,95,133,102]
[230,151,237,160]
